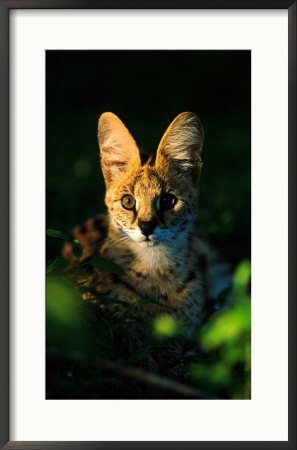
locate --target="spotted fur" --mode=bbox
[62,112,230,330]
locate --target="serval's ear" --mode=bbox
[155,112,204,185]
[98,112,141,186]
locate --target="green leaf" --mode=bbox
[233,260,251,292]
[190,362,230,386]
[72,239,83,259]
[46,256,70,274]
[75,280,89,288]
[84,255,126,276]
[114,300,146,325]
[46,229,67,240]
[46,276,85,351]
[153,314,179,337]
[99,297,131,307]
[144,299,175,310]
[47,277,81,327]
[46,276,100,354]
[202,302,251,349]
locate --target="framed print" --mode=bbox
[0,1,296,449]
[45,48,251,402]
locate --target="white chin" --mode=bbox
[146,240,161,247]
[137,239,160,247]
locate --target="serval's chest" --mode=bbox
[101,238,205,317]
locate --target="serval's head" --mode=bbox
[98,112,204,248]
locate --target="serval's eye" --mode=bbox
[160,193,177,210]
[121,194,136,210]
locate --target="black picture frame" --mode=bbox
[0,1,296,449]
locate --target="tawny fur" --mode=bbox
[62,112,229,329]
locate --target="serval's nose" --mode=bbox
[138,218,158,237]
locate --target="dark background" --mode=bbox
[46,50,251,266]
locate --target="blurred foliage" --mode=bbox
[46,51,251,399]
[47,276,88,351]
[46,235,251,399]
[153,315,180,338]
[189,261,251,399]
